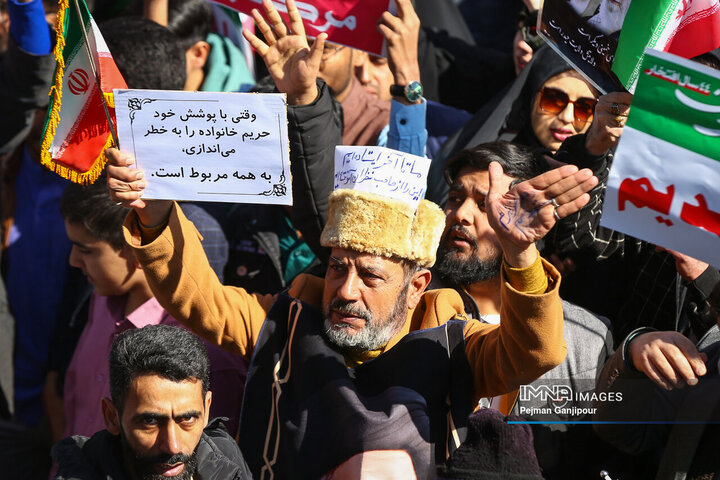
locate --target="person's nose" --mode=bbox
[159,422,182,456]
[356,60,371,86]
[451,198,475,227]
[558,102,575,126]
[335,270,362,302]
[68,245,82,269]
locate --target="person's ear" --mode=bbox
[120,246,142,271]
[203,390,212,428]
[406,269,432,310]
[186,41,211,70]
[102,397,121,435]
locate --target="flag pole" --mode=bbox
[70,0,119,146]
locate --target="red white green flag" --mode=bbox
[613,0,720,91]
[40,0,126,184]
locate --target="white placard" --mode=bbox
[114,89,291,204]
[601,128,720,268]
[333,146,430,210]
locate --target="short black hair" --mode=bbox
[692,52,720,71]
[444,141,540,185]
[167,0,214,52]
[60,171,126,251]
[100,17,186,90]
[109,325,210,411]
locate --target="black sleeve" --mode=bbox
[547,133,627,259]
[0,35,55,156]
[286,79,342,263]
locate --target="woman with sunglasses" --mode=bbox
[501,46,599,155]
[427,47,599,205]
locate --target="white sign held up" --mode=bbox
[333,146,431,210]
[114,89,291,205]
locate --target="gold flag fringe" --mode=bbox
[39,0,113,185]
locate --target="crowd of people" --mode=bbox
[1,0,719,478]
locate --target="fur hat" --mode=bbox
[320,189,446,268]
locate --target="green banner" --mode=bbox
[628,49,720,162]
[612,0,679,89]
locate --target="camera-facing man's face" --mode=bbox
[103,374,211,480]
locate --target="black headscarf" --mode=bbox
[504,46,579,144]
[427,46,576,205]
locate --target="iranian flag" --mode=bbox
[602,49,720,267]
[613,0,720,91]
[40,0,126,184]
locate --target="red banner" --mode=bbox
[209,0,392,56]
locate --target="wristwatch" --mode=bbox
[389,81,423,103]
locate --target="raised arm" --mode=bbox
[465,163,598,399]
[378,0,427,156]
[107,149,273,359]
[244,0,341,260]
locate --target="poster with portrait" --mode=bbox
[538,0,630,93]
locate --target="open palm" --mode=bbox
[486,162,597,255]
[242,0,325,105]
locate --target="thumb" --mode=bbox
[487,162,504,199]
[307,33,327,70]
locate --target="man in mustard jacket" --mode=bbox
[105,2,597,478]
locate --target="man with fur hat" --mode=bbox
[105,1,597,477]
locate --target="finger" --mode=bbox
[550,174,598,206]
[526,164,580,190]
[538,168,595,201]
[675,338,707,381]
[394,0,412,19]
[250,8,276,46]
[378,11,403,34]
[286,0,305,36]
[554,192,590,218]
[487,162,505,199]
[641,357,674,391]
[660,344,697,387]
[106,163,144,184]
[307,32,326,70]
[264,0,288,37]
[105,148,134,167]
[107,174,146,195]
[649,349,682,388]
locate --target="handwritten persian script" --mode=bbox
[333,146,431,210]
[114,89,291,205]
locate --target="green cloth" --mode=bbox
[202,32,254,92]
[278,216,316,284]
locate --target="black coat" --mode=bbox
[52,420,252,480]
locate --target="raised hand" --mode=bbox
[628,331,708,390]
[105,148,172,227]
[242,0,326,105]
[377,0,420,98]
[486,162,597,267]
[585,91,634,155]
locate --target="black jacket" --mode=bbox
[52,421,252,480]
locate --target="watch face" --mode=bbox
[406,81,423,102]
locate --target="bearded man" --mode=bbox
[105,1,598,477]
[51,325,251,480]
[433,142,615,478]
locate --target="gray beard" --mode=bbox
[324,287,409,353]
